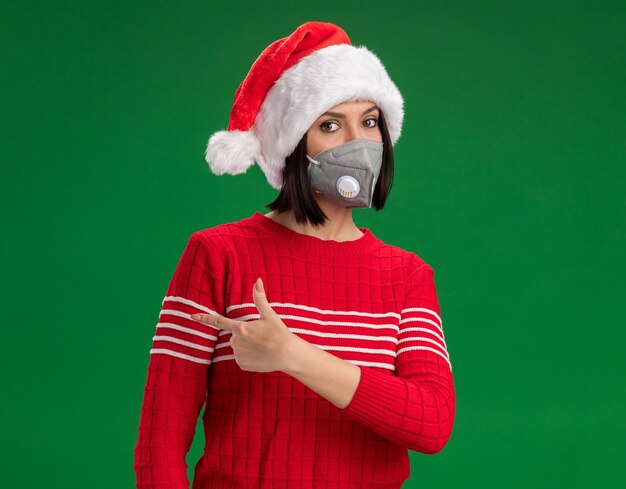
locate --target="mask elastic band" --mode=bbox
[306,155,320,165]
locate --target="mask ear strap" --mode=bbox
[306,154,320,165]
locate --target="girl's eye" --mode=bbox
[320,117,379,132]
[320,121,339,132]
[364,117,378,128]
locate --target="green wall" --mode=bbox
[2,0,624,487]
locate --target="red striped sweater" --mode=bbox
[134,211,455,489]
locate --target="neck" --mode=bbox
[265,199,363,242]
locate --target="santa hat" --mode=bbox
[205,21,404,190]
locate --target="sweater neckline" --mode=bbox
[250,211,382,256]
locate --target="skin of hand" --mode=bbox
[190,277,297,373]
[190,277,362,409]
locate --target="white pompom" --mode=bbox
[205,129,261,176]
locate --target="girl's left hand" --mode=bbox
[190,277,297,373]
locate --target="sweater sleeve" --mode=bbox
[341,263,456,454]
[133,233,225,489]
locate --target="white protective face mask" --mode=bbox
[306,138,384,208]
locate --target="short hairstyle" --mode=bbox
[264,109,394,228]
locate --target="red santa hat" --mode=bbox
[205,21,404,190]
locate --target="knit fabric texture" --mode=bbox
[134,211,455,489]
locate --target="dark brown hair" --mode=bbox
[264,109,395,228]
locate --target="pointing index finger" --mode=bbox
[190,313,238,332]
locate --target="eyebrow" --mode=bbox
[321,105,379,118]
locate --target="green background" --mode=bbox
[2,0,624,487]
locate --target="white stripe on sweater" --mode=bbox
[228,301,402,320]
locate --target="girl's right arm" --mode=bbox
[133,233,225,489]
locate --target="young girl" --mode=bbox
[134,20,455,489]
